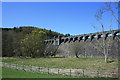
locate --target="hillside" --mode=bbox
[2,26,65,57]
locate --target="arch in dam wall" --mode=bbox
[44,30,120,58]
[44,30,120,45]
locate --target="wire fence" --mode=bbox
[1,62,118,78]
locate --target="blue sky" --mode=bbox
[2,2,118,35]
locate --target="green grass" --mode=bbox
[2,57,118,70]
[0,67,2,79]
[2,68,120,80]
[2,67,83,78]
[2,67,120,80]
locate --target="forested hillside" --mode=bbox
[2,26,65,57]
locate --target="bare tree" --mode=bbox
[91,2,119,63]
[44,43,59,57]
[104,1,120,24]
[70,42,81,58]
[95,7,109,63]
[70,41,85,58]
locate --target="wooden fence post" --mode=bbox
[23,65,24,70]
[58,68,59,75]
[97,67,100,77]
[17,64,18,70]
[97,70,99,77]
[16,64,17,70]
[31,65,32,71]
[83,69,84,77]
[31,65,33,71]
[2,62,3,67]
[70,69,71,76]
[39,67,41,73]
[23,65,25,71]
[48,68,49,74]
[2,62,5,67]
[9,63,10,68]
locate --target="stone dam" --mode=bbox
[44,30,120,58]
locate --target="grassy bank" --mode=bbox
[2,67,84,78]
[2,67,120,79]
[2,57,118,71]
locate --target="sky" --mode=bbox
[2,2,118,35]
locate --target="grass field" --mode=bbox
[2,57,118,70]
[0,67,2,79]
[2,68,120,80]
[2,67,83,78]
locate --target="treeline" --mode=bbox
[2,26,65,57]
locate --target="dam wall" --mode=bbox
[44,30,120,58]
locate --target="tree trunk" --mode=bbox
[102,25,108,63]
[105,54,108,63]
[75,53,79,58]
